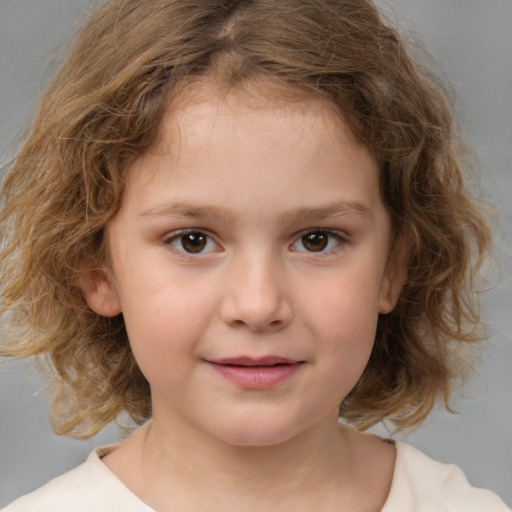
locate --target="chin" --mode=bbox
[208,413,307,448]
[220,430,297,448]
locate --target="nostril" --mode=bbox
[219,290,293,331]
[227,317,285,331]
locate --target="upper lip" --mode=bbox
[208,356,301,367]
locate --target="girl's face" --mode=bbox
[85,83,404,447]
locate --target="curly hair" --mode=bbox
[0,0,491,438]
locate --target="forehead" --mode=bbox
[119,78,383,222]
[149,77,357,165]
[154,76,353,150]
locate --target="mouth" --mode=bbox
[211,356,302,367]
[206,356,304,389]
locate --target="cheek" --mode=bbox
[308,268,381,331]
[305,272,381,373]
[118,279,216,376]
[119,259,216,332]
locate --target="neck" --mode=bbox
[138,409,355,511]
[103,405,395,512]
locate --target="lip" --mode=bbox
[206,356,304,389]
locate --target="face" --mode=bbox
[83,83,404,447]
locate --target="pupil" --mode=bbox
[182,233,206,253]
[303,232,328,251]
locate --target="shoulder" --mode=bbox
[1,446,153,512]
[382,442,510,512]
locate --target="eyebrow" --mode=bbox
[140,200,371,223]
[287,201,372,222]
[140,202,236,223]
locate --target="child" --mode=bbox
[0,0,509,510]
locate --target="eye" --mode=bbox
[291,230,344,253]
[165,231,219,254]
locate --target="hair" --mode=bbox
[0,0,491,438]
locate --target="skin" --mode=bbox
[82,81,405,512]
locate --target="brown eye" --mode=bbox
[291,230,344,253]
[301,232,329,252]
[180,233,207,253]
[167,231,219,255]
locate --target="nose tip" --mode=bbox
[227,308,292,332]
[219,262,293,332]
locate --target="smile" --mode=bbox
[206,356,304,389]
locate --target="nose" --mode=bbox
[219,251,293,332]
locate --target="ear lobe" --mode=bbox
[79,268,122,317]
[378,251,408,314]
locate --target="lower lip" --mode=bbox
[208,362,303,389]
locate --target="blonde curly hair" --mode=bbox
[0,0,490,438]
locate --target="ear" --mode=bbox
[79,267,122,317]
[378,246,408,314]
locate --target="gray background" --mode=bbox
[0,0,511,507]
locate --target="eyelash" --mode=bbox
[163,230,221,255]
[163,228,348,256]
[290,229,347,255]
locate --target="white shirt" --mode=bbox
[3,442,510,511]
